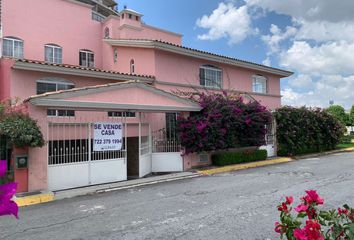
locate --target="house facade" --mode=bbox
[0,0,292,193]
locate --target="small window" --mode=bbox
[45,44,62,64]
[104,27,110,38]
[121,13,125,19]
[130,59,135,74]
[199,154,209,163]
[79,50,94,68]
[252,75,267,93]
[2,37,24,58]
[128,14,132,19]
[136,16,140,21]
[114,49,118,63]
[108,112,136,118]
[200,65,222,88]
[37,79,74,94]
[47,109,75,117]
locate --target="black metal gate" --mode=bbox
[0,135,13,184]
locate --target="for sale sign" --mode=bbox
[93,122,123,151]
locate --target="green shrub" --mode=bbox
[275,106,345,156]
[212,149,267,166]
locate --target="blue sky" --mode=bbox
[118,0,354,109]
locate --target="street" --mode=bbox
[1,152,354,240]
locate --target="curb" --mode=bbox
[197,157,292,175]
[197,147,354,176]
[14,192,55,207]
[96,174,201,194]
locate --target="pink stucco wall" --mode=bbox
[2,0,104,67]
[0,59,13,100]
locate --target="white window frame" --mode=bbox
[108,111,136,118]
[2,37,24,58]
[45,44,62,64]
[36,79,74,95]
[252,75,268,94]
[79,50,95,68]
[47,109,75,118]
[200,65,222,88]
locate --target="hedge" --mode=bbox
[274,106,345,156]
[212,149,267,166]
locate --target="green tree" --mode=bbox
[326,105,350,126]
[350,104,354,126]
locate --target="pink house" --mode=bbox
[0,0,292,193]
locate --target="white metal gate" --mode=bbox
[48,120,127,191]
[139,123,152,178]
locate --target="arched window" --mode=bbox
[45,44,62,64]
[2,37,24,58]
[79,49,94,68]
[199,65,222,88]
[104,27,110,39]
[130,59,135,74]
[252,75,267,93]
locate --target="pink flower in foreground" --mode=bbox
[286,196,294,205]
[294,220,324,240]
[304,190,324,205]
[0,182,18,219]
[295,204,309,213]
[196,121,207,133]
[0,160,6,177]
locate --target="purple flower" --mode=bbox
[233,107,243,114]
[0,183,18,219]
[245,116,252,125]
[0,160,6,177]
[196,121,207,133]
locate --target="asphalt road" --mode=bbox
[1,152,354,240]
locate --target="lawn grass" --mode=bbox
[336,142,354,149]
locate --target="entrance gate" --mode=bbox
[47,121,127,191]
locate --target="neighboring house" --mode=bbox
[0,0,293,193]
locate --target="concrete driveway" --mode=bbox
[1,152,354,240]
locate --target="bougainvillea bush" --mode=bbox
[275,190,354,239]
[274,106,345,156]
[0,160,18,218]
[177,92,272,154]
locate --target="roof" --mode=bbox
[104,39,294,77]
[13,59,154,82]
[26,81,202,112]
[120,8,143,17]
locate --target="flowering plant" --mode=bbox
[275,190,354,239]
[177,92,272,154]
[0,160,18,218]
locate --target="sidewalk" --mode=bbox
[15,171,200,207]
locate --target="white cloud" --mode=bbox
[245,0,354,22]
[262,24,297,53]
[295,20,354,42]
[280,41,354,75]
[282,75,354,109]
[262,57,271,66]
[196,2,254,44]
[289,74,314,89]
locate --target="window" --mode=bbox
[2,37,24,58]
[166,113,178,140]
[104,27,110,38]
[130,59,135,74]
[128,14,132,19]
[92,11,105,22]
[36,79,74,94]
[252,75,267,93]
[47,109,75,117]
[200,65,222,88]
[45,44,62,64]
[108,112,136,118]
[121,13,125,19]
[79,50,94,68]
[136,16,140,21]
[114,49,118,63]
